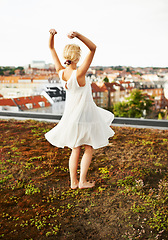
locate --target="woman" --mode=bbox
[45,29,115,189]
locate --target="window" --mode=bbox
[39,101,45,107]
[25,103,33,109]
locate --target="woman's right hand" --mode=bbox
[67,31,79,39]
[49,29,57,35]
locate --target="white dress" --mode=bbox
[45,69,115,149]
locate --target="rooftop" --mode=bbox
[0,119,168,239]
[0,95,51,110]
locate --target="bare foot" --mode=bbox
[71,181,79,190]
[79,181,95,189]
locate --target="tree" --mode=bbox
[0,67,4,76]
[103,77,109,83]
[113,66,123,71]
[126,67,131,72]
[0,66,25,76]
[113,89,154,118]
[135,72,142,76]
[113,102,129,117]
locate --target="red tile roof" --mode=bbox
[99,84,108,92]
[13,95,51,110]
[103,83,116,92]
[91,82,126,93]
[0,98,17,106]
[91,83,103,92]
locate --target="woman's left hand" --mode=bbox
[49,29,57,35]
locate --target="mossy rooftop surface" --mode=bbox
[0,119,168,240]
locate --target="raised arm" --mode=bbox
[67,32,96,76]
[49,29,64,73]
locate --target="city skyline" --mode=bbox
[0,0,168,68]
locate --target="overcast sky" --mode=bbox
[0,0,168,68]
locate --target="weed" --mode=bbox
[117,175,136,187]
[25,184,40,195]
[99,166,110,179]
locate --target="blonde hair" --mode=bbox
[63,44,81,64]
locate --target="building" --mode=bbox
[30,61,46,69]
[0,98,18,111]
[0,75,59,98]
[91,82,128,108]
[41,86,66,115]
[0,95,51,112]
[140,87,168,110]
[135,79,168,110]
[91,82,107,108]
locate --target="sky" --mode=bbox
[0,0,168,68]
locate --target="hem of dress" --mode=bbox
[45,137,114,150]
[72,141,110,150]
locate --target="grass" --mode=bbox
[0,119,168,240]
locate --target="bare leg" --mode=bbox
[69,146,81,189]
[79,145,95,189]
